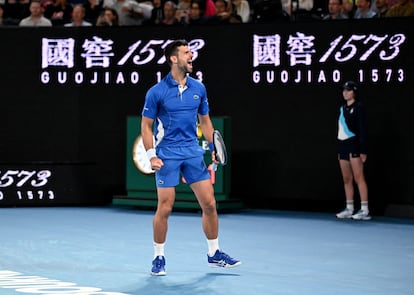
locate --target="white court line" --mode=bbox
[0,270,129,295]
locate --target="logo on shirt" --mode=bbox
[193,95,200,100]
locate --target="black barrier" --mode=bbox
[0,162,98,206]
[0,18,413,212]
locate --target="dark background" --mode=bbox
[1,18,413,215]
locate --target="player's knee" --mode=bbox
[342,175,353,184]
[201,198,217,213]
[354,175,366,185]
[157,200,174,216]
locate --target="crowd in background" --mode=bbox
[0,0,413,27]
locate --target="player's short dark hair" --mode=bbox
[164,39,189,66]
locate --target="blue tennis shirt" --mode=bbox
[142,72,210,159]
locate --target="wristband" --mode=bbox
[208,142,215,152]
[146,148,157,160]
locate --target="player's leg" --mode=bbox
[340,157,355,201]
[151,158,180,276]
[190,179,218,240]
[151,187,175,276]
[153,158,181,244]
[181,156,218,240]
[350,156,368,202]
[184,157,241,268]
[350,155,371,220]
[191,179,240,268]
[336,155,355,218]
[153,187,176,244]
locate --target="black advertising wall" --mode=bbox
[0,18,413,213]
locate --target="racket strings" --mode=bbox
[214,135,227,164]
[216,143,224,162]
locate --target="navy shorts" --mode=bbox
[338,139,360,161]
[155,156,210,187]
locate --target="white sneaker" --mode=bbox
[352,210,372,220]
[336,208,353,219]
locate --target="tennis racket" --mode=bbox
[211,130,228,171]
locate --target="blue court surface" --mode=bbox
[1,206,414,295]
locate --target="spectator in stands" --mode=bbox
[176,0,215,22]
[310,0,329,19]
[375,0,389,16]
[210,0,241,23]
[111,0,151,25]
[204,0,217,16]
[84,0,103,24]
[43,0,73,26]
[177,0,190,11]
[231,0,250,22]
[102,0,113,7]
[19,0,52,26]
[64,4,93,26]
[148,0,164,25]
[176,0,190,23]
[252,0,289,23]
[282,0,313,19]
[354,0,377,17]
[386,0,414,16]
[3,0,30,25]
[342,0,355,18]
[186,0,209,23]
[0,4,4,26]
[140,0,154,19]
[323,0,348,19]
[161,0,180,24]
[96,6,120,25]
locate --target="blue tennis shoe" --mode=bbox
[151,255,166,276]
[207,250,241,268]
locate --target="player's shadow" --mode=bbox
[127,272,240,295]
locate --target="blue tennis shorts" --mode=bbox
[155,156,210,187]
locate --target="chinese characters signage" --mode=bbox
[40,38,205,85]
[252,32,406,84]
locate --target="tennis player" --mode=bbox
[336,81,371,220]
[140,39,241,276]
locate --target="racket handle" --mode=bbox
[212,163,217,171]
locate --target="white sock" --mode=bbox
[346,200,354,211]
[154,242,165,258]
[207,238,219,257]
[361,201,369,213]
